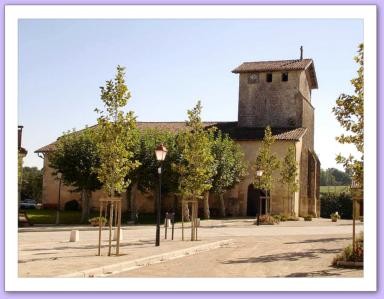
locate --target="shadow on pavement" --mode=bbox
[22,239,155,252]
[222,248,341,264]
[283,269,342,277]
[284,237,351,244]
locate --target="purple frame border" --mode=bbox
[1,0,381,297]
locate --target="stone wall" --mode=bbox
[238,70,303,128]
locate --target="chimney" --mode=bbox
[300,46,303,60]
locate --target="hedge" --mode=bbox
[320,193,352,219]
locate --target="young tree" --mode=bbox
[173,101,215,231]
[175,101,215,198]
[95,65,140,198]
[253,126,280,214]
[332,43,364,186]
[49,129,102,223]
[280,145,299,216]
[211,131,248,217]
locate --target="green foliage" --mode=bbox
[95,65,140,196]
[174,101,215,199]
[132,128,179,194]
[253,126,280,191]
[320,185,350,195]
[49,130,102,193]
[286,215,300,221]
[18,154,23,187]
[64,199,80,211]
[20,167,43,201]
[280,145,299,215]
[303,215,312,221]
[330,212,341,219]
[332,43,364,186]
[320,193,352,219]
[332,233,364,265]
[210,130,248,216]
[49,129,102,222]
[320,168,352,186]
[257,214,279,225]
[210,131,248,195]
[88,216,107,226]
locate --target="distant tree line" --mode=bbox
[20,167,43,201]
[320,168,352,186]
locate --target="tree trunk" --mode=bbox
[203,192,210,219]
[80,189,91,223]
[183,201,190,222]
[219,193,226,218]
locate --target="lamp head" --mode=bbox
[155,144,167,161]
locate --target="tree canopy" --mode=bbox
[174,101,215,199]
[252,126,280,214]
[49,129,102,222]
[20,166,43,202]
[211,130,248,216]
[332,43,364,186]
[94,65,140,197]
[320,168,352,186]
[280,145,299,215]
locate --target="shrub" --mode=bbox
[256,215,279,225]
[332,232,364,265]
[64,199,80,211]
[320,193,352,219]
[88,216,107,226]
[272,214,281,222]
[286,215,300,221]
[304,215,312,221]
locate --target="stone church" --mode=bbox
[36,55,320,218]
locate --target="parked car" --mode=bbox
[20,199,37,209]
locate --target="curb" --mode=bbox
[59,239,234,277]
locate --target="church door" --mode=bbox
[247,185,266,216]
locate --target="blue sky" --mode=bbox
[18,18,363,170]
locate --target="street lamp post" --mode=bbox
[55,172,62,225]
[256,170,263,226]
[155,144,167,247]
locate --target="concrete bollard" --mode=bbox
[164,219,171,227]
[69,230,79,242]
[113,228,123,241]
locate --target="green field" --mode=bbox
[320,185,350,195]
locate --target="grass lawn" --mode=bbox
[22,209,158,225]
[320,185,350,195]
[22,209,99,225]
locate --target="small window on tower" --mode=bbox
[282,72,289,81]
[266,73,272,82]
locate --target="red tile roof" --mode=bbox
[35,122,307,153]
[232,58,318,89]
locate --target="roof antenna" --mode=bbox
[300,46,303,60]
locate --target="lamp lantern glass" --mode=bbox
[57,172,62,179]
[256,170,263,177]
[155,144,167,161]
